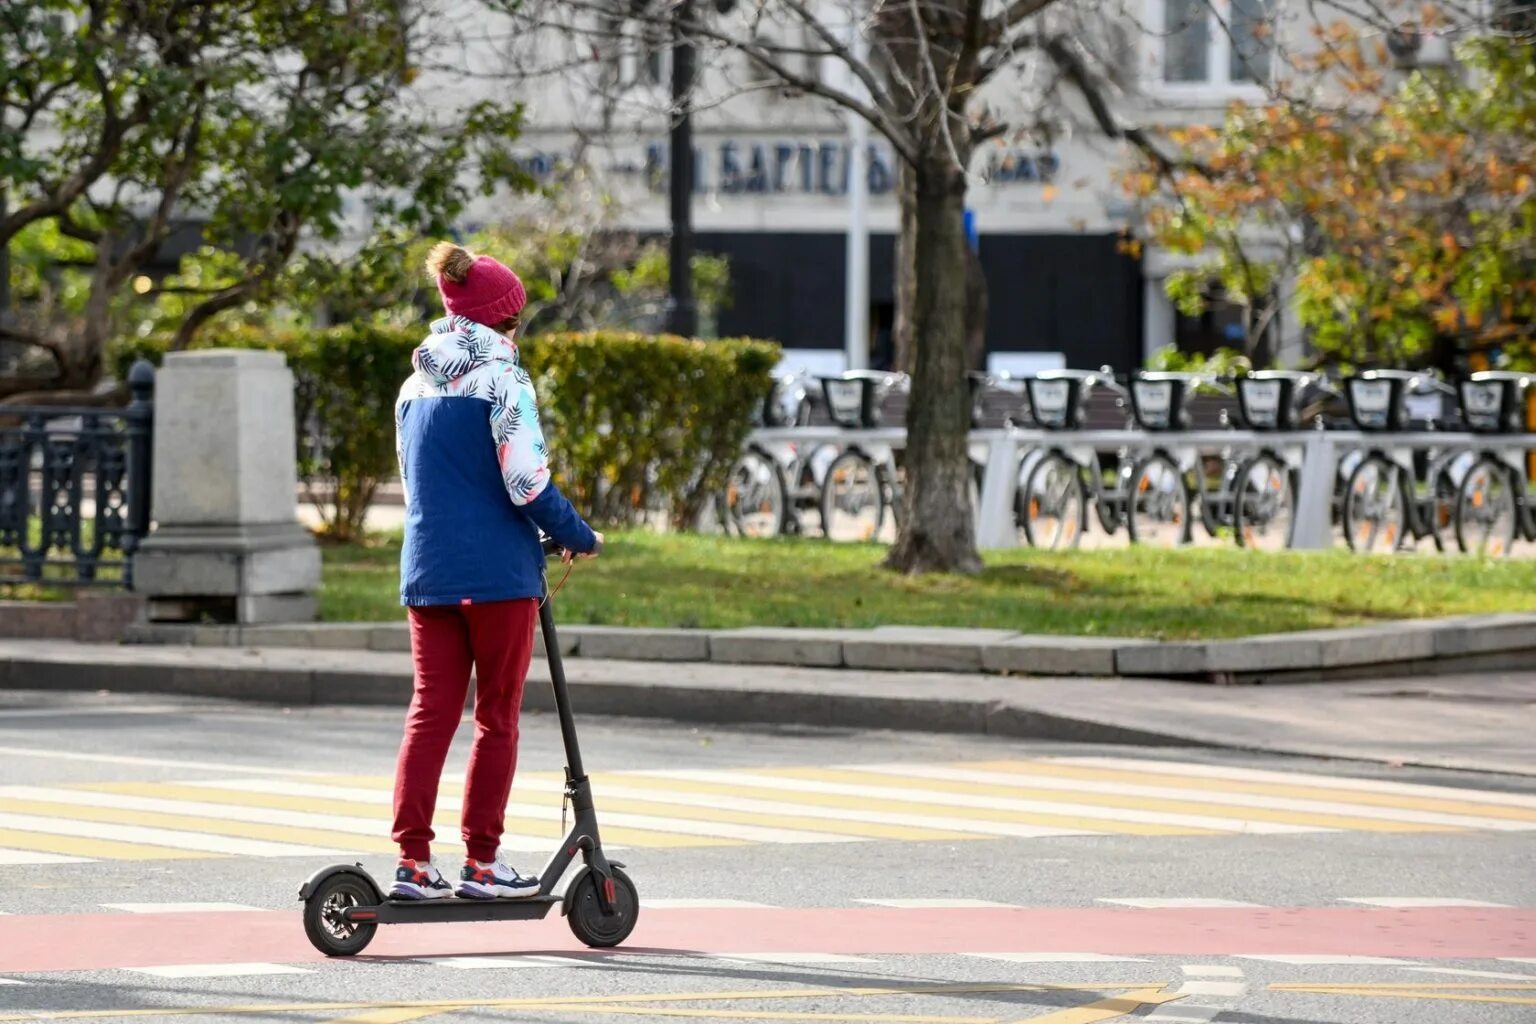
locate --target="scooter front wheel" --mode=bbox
[566,866,639,948]
[303,873,378,957]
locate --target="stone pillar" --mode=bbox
[134,349,320,623]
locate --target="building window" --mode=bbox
[1155,0,1273,90]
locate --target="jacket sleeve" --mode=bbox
[489,361,598,554]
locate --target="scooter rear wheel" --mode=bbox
[303,874,378,957]
[566,866,639,948]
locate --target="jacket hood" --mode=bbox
[412,316,518,385]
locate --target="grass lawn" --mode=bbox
[320,531,1536,640]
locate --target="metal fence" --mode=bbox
[0,362,154,588]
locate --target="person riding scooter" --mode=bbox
[390,241,603,901]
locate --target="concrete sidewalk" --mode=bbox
[3,638,1531,776]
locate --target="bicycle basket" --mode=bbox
[1129,373,1191,431]
[1459,372,1532,434]
[1235,371,1310,430]
[1345,373,1407,431]
[819,374,893,429]
[1025,376,1080,431]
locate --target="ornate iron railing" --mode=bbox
[0,361,154,588]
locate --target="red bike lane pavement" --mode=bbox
[2,905,1533,973]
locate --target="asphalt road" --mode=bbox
[0,689,1532,1024]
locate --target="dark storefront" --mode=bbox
[696,230,1144,373]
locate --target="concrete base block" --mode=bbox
[137,522,320,624]
[241,623,375,649]
[708,628,850,667]
[570,626,709,662]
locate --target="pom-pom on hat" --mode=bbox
[425,242,526,327]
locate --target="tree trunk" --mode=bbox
[885,163,982,575]
[891,161,918,374]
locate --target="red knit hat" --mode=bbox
[436,254,527,327]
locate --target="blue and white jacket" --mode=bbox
[395,316,597,606]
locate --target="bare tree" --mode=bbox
[499,0,1154,573]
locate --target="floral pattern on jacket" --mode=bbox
[395,316,552,507]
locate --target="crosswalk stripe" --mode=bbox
[648,768,1327,835]
[0,811,343,858]
[510,776,1048,842]
[0,826,203,862]
[1338,897,1512,908]
[987,759,1536,824]
[83,781,729,850]
[855,899,1019,909]
[856,765,1524,832]
[1040,757,1536,812]
[822,765,1469,833]
[589,772,1175,838]
[102,902,262,913]
[125,962,312,978]
[1097,899,1265,909]
[182,779,845,846]
[0,795,399,855]
[0,847,93,865]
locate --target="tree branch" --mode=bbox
[982,0,1059,43]
[1042,33,1205,177]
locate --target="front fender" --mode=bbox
[298,863,383,904]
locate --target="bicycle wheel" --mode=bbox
[1234,452,1296,551]
[1018,451,1086,549]
[1126,452,1191,547]
[722,449,788,538]
[1343,454,1405,553]
[820,449,886,542]
[1455,456,1519,558]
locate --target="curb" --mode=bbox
[0,642,1191,748]
[122,613,1536,682]
[5,642,1530,776]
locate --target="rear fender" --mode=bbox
[298,863,383,904]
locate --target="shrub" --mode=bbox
[520,331,779,528]
[113,327,777,537]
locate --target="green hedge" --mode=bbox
[114,326,777,538]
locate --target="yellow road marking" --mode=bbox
[774,767,1455,834]
[1270,981,1536,1006]
[0,983,1173,1022]
[974,760,1536,823]
[330,1011,453,1024]
[316,775,1000,843]
[1007,989,1183,1023]
[79,782,740,849]
[522,1007,1000,1022]
[0,826,205,861]
[601,773,1219,837]
[0,797,395,854]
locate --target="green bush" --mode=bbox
[113,326,777,537]
[520,331,778,529]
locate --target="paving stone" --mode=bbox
[567,625,709,662]
[981,635,1139,676]
[241,623,374,649]
[708,628,851,667]
[844,628,1018,672]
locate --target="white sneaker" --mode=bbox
[457,852,541,899]
[390,858,454,900]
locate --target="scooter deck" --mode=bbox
[348,895,560,925]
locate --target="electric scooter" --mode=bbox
[298,538,638,956]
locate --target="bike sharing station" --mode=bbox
[724,366,1536,557]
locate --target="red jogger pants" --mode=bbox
[392,598,538,863]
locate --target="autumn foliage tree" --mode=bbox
[1130,27,1536,370]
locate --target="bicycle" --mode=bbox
[720,373,832,538]
[1122,371,1225,546]
[1453,370,1535,558]
[1016,369,1136,549]
[818,371,907,542]
[1226,370,1338,550]
[1340,369,1471,553]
